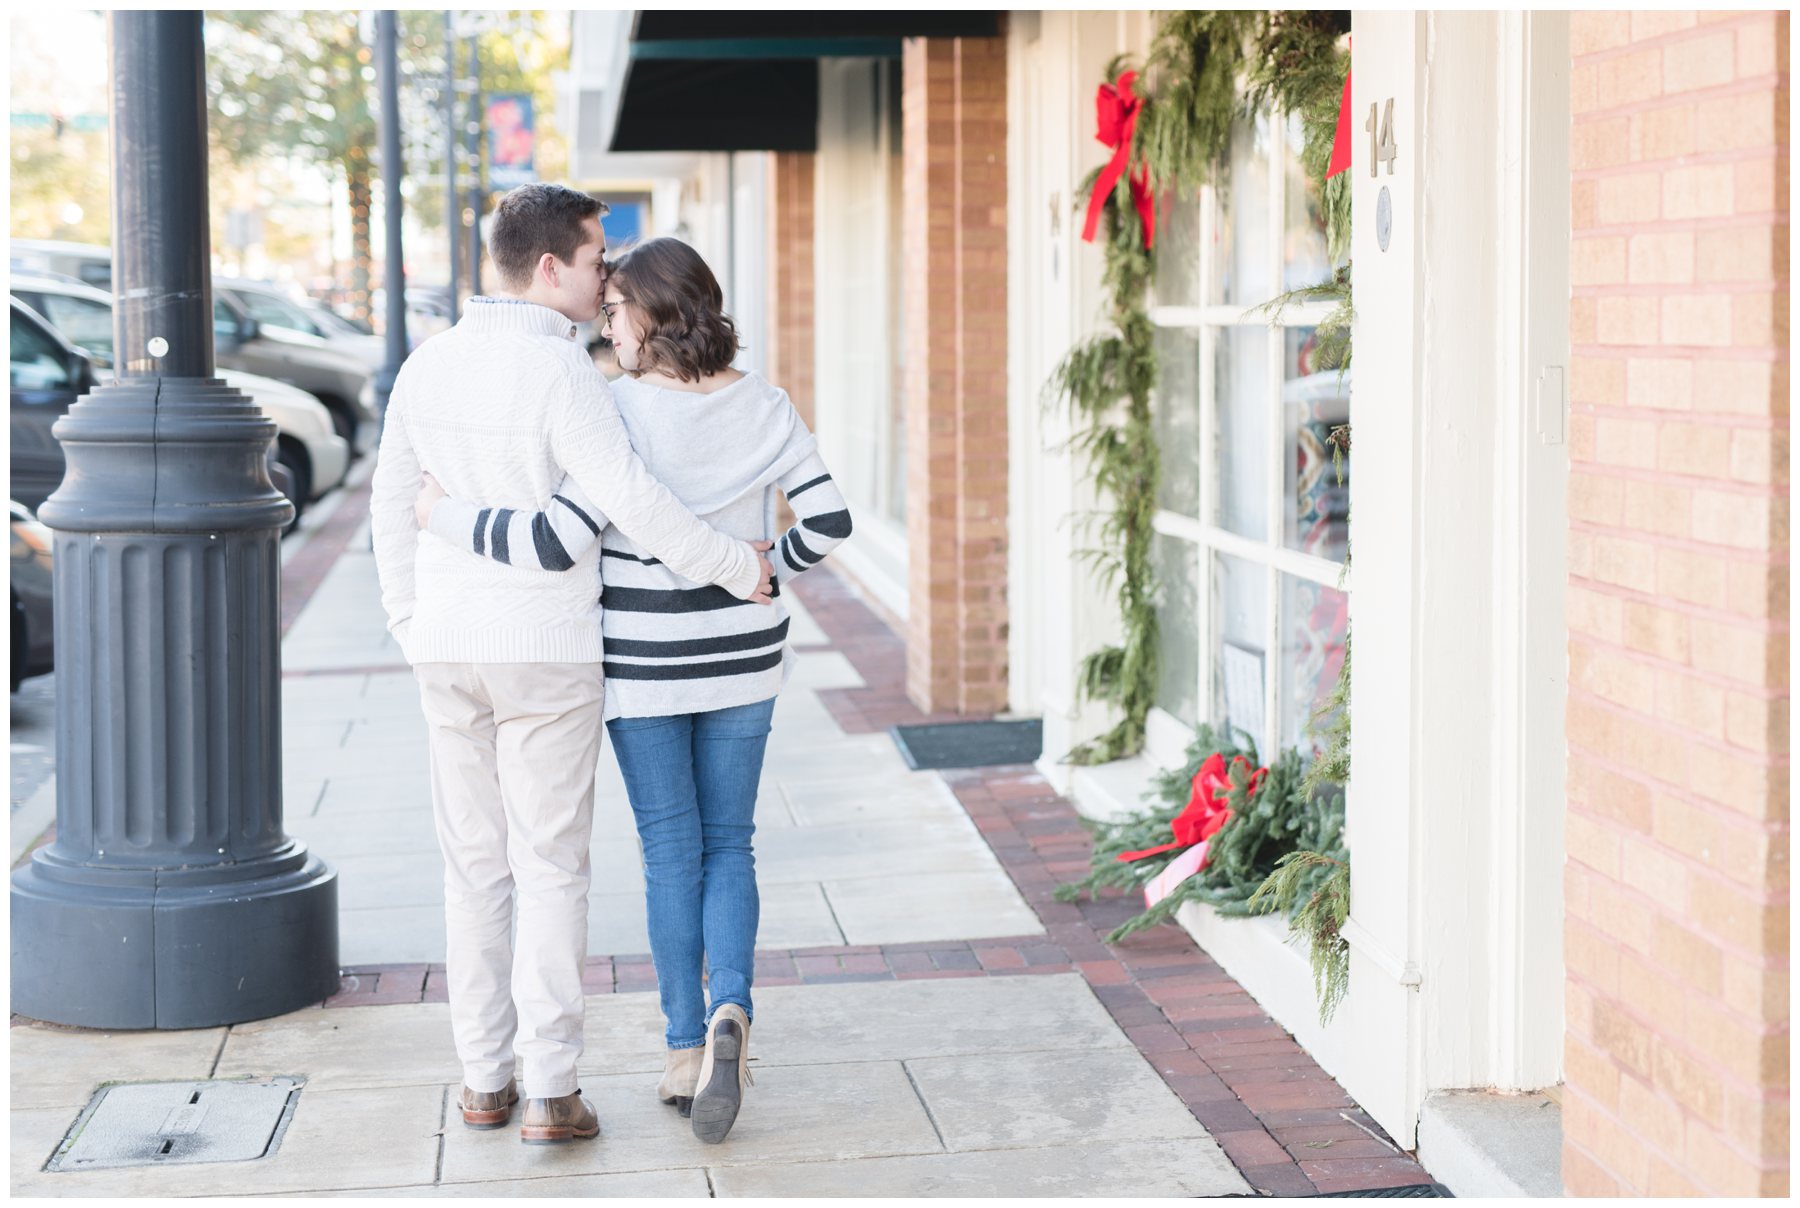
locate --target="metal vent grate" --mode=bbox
[46,1078,303,1172]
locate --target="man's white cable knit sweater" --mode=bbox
[369,297,760,664]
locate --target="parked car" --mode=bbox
[11,500,54,693]
[11,276,349,509]
[9,298,98,512]
[214,277,389,370]
[9,238,111,289]
[212,287,379,454]
[9,295,344,530]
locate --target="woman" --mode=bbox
[415,237,851,1144]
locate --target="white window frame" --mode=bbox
[1145,112,1350,770]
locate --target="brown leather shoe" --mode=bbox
[519,1090,600,1144]
[458,1078,519,1130]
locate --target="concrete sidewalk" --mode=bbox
[10,478,1256,1197]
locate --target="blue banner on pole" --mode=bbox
[486,93,536,190]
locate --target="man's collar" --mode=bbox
[463,295,580,340]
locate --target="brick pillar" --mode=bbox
[766,151,816,429]
[900,35,1009,715]
[1564,10,1789,1197]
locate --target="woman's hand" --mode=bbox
[415,472,446,529]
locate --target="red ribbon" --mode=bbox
[1116,752,1267,863]
[1326,46,1353,179]
[1081,70,1155,249]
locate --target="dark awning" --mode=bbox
[607,11,1002,153]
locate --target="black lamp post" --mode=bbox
[11,10,339,1030]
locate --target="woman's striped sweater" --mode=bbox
[426,372,851,720]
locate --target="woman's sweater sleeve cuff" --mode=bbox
[427,498,483,551]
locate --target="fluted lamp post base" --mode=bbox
[12,847,338,1031]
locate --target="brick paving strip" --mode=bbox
[315,568,1436,1196]
[279,471,375,640]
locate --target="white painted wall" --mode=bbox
[1341,9,1570,1142]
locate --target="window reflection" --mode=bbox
[1152,533,1200,726]
[1154,325,1200,517]
[1215,325,1269,540]
[1283,326,1350,562]
[1280,575,1348,761]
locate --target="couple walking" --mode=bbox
[369,183,850,1146]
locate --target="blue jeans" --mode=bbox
[605,696,775,1050]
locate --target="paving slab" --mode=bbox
[745,975,1124,1067]
[265,1169,715,1197]
[288,807,443,859]
[438,1060,938,1184]
[782,649,866,691]
[907,1047,1210,1151]
[329,853,448,910]
[586,877,844,956]
[338,905,448,965]
[710,1137,1252,1197]
[781,591,829,647]
[314,771,437,816]
[754,817,998,885]
[13,1083,443,1196]
[780,770,971,828]
[11,1025,228,1109]
[214,1002,458,1092]
[824,870,1042,945]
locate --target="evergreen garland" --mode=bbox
[1053,51,1161,767]
[1055,727,1347,955]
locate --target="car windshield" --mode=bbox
[30,292,114,367]
[10,310,74,391]
[233,289,323,338]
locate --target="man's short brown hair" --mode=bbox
[488,184,610,290]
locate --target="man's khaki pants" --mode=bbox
[414,661,605,1099]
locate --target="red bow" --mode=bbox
[1082,70,1155,249]
[1116,752,1267,863]
[1326,41,1352,179]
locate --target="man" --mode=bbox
[369,183,772,1144]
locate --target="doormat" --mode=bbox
[890,719,1043,770]
[46,1078,303,1172]
[1313,1185,1453,1197]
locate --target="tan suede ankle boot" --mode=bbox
[657,1046,704,1117]
[691,1004,753,1144]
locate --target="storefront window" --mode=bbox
[1279,575,1348,757]
[1211,116,1274,308]
[1148,113,1349,769]
[1152,532,1201,727]
[1214,324,1270,540]
[1153,325,1200,516]
[1283,325,1350,562]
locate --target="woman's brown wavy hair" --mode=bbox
[607,237,740,382]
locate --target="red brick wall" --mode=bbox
[900,36,1010,715]
[1564,10,1789,1197]
[766,151,816,430]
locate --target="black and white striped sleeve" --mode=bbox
[425,474,608,572]
[772,452,852,583]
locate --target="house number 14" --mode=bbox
[1366,99,1397,176]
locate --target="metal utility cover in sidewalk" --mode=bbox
[46,1078,303,1172]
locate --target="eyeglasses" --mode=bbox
[600,299,629,322]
